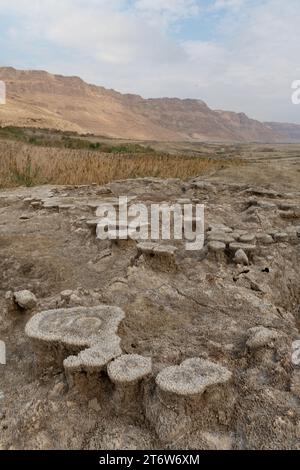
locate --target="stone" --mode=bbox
[156,358,232,396]
[207,241,226,263]
[153,245,177,256]
[43,202,59,211]
[257,201,277,210]
[207,241,226,252]
[137,242,156,255]
[25,306,125,373]
[60,290,73,301]
[279,210,298,220]
[207,232,235,245]
[234,249,249,266]
[279,203,298,211]
[30,201,42,209]
[14,290,37,310]
[291,371,300,399]
[273,232,289,243]
[292,341,300,367]
[246,326,281,350]
[69,293,82,306]
[239,233,256,244]
[229,242,256,255]
[208,224,233,233]
[59,204,75,212]
[256,233,274,245]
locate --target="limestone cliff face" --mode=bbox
[0,66,299,142]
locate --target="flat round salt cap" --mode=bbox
[156,358,232,396]
[107,354,152,384]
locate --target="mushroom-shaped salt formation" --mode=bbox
[207,231,235,246]
[229,242,257,258]
[156,358,232,396]
[207,241,226,263]
[137,242,178,271]
[146,358,233,444]
[107,354,152,415]
[25,306,125,375]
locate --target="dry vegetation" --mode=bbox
[0,139,241,188]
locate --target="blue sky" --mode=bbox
[0,0,300,123]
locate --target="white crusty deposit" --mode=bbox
[25,306,125,372]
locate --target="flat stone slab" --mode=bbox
[256,233,274,245]
[208,241,226,252]
[153,245,177,256]
[207,232,235,245]
[25,306,125,372]
[229,242,257,254]
[107,355,152,384]
[208,224,233,233]
[238,233,256,243]
[14,290,37,310]
[156,358,232,396]
[137,242,177,257]
[137,242,156,255]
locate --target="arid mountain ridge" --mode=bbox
[1,66,300,142]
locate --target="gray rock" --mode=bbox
[229,242,256,255]
[14,290,37,310]
[239,233,256,244]
[208,241,226,252]
[234,249,249,266]
[246,326,281,350]
[273,232,289,243]
[60,290,73,301]
[207,232,235,245]
[256,233,274,245]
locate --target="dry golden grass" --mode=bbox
[0,140,241,188]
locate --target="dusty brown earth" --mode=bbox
[0,145,300,450]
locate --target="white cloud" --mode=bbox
[213,0,245,10]
[135,0,199,15]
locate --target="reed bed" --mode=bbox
[0,140,240,188]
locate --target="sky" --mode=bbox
[0,0,300,124]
